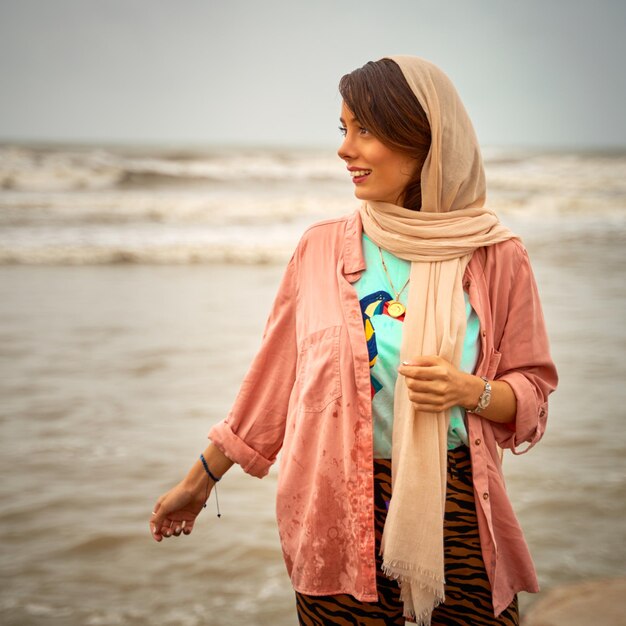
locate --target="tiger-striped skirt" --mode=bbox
[295,445,519,625]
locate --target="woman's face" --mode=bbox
[337,101,420,206]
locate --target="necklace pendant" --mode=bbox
[387,300,406,318]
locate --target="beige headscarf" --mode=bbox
[357,55,520,624]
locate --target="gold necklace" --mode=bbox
[378,246,410,318]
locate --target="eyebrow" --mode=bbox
[339,116,360,125]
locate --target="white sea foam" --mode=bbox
[0,145,345,191]
[0,144,624,264]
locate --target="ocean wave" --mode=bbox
[0,223,299,265]
[0,245,294,265]
[0,187,622,232]
[1,216,624,266]
[0,244,294,265]
[0,189,349,226]
[3,144,625,194]
[0,145,345,192]
[1,144,625,264]
[486,153,626,195]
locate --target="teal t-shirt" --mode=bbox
[353,233,480,458]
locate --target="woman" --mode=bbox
[149,56,558,626]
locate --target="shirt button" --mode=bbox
[481,330,487,337]
[482,492,489,500]
[474,438,481,446]
[539,409,546,417]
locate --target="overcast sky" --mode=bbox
[1,0,624,149]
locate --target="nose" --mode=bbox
[337,133,356,162]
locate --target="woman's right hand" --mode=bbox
[149,443,234,542]
[150,479,210,542]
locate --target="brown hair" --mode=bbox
[338,58,431,211]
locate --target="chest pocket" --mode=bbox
[297,325,342,412]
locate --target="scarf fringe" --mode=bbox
[403,594,445,626]
[382,559,445,626]
[381,560,446,588]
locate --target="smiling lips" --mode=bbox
[348,167,372,183]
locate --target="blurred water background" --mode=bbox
[0,143,625,625]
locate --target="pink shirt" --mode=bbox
[208,209,558,617]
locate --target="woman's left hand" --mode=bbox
[398,355,476,413]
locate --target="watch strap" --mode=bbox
[471,376,492,413]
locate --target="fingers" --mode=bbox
[161,519,194,538]
[404,378,445,393]
[405,383,452,412]
[150,509,195,542]
[150,498,183,541]
[398,364,430,379]
[401,355,445,368]
[400,357,465,412]
[409,392,452,413]
[171,520,194,537]
[150,499,165,541]
[151,517,178,540]
[182,519,195,535]
[172,520,182,536]
[398,362,445,381]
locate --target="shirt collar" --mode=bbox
[342,208,366,282]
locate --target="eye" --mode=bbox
[358,126,369,135]
[338,126,347,137]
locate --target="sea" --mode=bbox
[0,143,625,625]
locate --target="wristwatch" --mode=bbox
[471,376,492,413]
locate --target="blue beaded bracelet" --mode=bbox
[200,453,221,517]
[200,453,221,483]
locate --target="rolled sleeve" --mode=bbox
[492,245,558,454]
[208,250,299,476]
[208,420,275,478]
[495,371,549,454]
